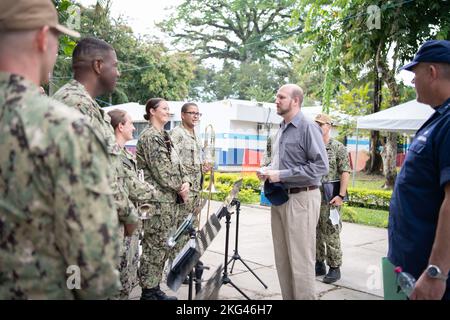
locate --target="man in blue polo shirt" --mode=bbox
[388,40,450,300]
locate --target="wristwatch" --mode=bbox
[425,265,448,281]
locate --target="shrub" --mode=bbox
[237,188,260,203]
[201,172,262,204]
[341,205,358,223]
[215,173,237,185]
[242,175,261,193]
[347,187,392,210]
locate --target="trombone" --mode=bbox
[200,124,216,226]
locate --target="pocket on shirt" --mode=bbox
[285,142,306,159]
[408,142,426,155]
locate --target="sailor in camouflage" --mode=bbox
[170,102,209,228]
[108,109,158,299]
[136,98,191,300]
[170,102,210,288]
[0,0,121,299]
[52,38,139,249]
[314,114,351,284]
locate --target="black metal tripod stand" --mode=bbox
[219,201,251,300]
[227,199,268,289]
[185,226,208,300]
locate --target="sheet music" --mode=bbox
[171,239,196,270]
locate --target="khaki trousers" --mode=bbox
[271,188,321,300]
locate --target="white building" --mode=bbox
[102,99,325,171]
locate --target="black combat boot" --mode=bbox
[323,267,341,284]
[315,261,326,276]
[154,285,177,300]
[194,260,205,293]
[140,287,157,300]
[140,285,177,300]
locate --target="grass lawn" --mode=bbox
[342,205,389,228]
[350,171,386,190]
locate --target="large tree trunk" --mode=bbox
[365,130,382,174]
[366,58,383,174]
[380,46,401,189]
[381,132,398,189]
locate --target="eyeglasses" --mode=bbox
[183,112,202,117]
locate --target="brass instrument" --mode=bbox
[137,169,154,220]
[200,124,216,225]
[138,203,153,220]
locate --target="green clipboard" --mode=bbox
[382,257,407,300]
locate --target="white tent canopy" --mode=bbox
[356,99,435,134]
[351,99,435,187]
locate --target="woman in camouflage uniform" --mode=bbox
[136,98,190,300]
[108,109,158,299]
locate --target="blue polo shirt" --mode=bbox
[388,97,450,298]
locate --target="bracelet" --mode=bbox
[338,194,345,200]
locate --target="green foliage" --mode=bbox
[296,0,450,109]
[347,187,392,210]
[160,0,303,102]
[333,83,372,140]
[214,173,237,185]
[204,172,261,203]
[352,176,385,190]
[341,206,358,223]
[241,176,261,193]
[296,0,450,187]
[209,183,233,202]
[342,205,389,228]
[160,0,300,63]
[189,60,295,102]
[292,46,325,102]
[236,188,260,204]
[53,1,195,104]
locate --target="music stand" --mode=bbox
[168,179,258,300]
[218,200,251,300]
[227,199,268,289]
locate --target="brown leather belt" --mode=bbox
[288,186,319,194]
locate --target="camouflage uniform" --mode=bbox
[0,72,121,299]
[316,138,351,267]
[117,147,157,299]
[53,79,139,236]
[53,80,139,298]
[136,124,190,289]
[170,124,203,226]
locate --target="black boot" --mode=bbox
[154,285,177,300]
[315,261,326,276]
[323,267,341,284]
[194,260,205,293]
[140,287,157,300]
[140,285,177,300]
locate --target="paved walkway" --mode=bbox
[131,201,387,300]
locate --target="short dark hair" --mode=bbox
[144,98,166,120]
[72,37,114,70]
[181,102,198,113]
[108,109,127,130]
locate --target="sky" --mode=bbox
[77,0,183,38]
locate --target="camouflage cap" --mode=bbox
[315,113,333,125]
[0,0,80,38]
